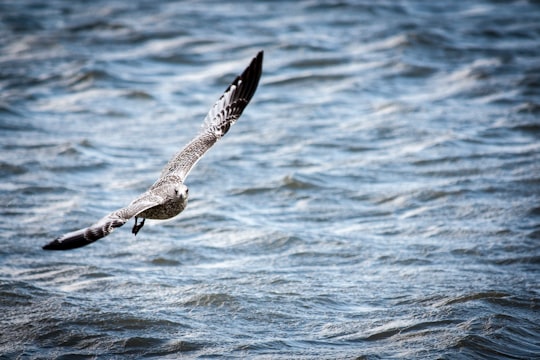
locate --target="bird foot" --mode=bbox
[132,217,145,235]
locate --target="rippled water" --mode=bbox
[1,0,540,358]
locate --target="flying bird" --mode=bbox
[43,51,263,250]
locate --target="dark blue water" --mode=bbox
[1,0,539,358]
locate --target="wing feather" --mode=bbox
[42,192,162,250]
[160,51,263,181]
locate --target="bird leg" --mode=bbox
[132,217,145,235]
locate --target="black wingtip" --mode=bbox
[255,50,264,62]
[42,238,67,251]
[226,50,263,103]
[42,235,93,251]
[249,50,263,80]
[42,241,59,250]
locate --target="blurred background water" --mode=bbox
[1,0,539,358]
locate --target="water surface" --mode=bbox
[1,0,539,358]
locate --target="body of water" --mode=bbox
[1,0,539,358]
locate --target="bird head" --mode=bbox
[173,183,189,201]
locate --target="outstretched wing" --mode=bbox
[42,191,163,250]
[160,51,263,181]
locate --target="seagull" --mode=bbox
[43,51,263,250]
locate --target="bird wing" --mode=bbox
[42,191,163,250]
[159,51,263,181]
